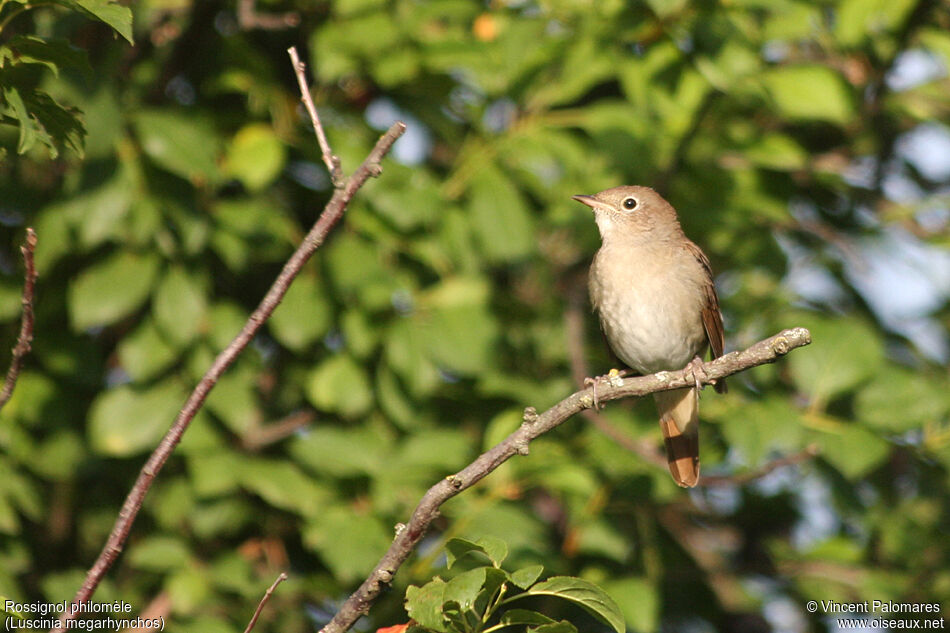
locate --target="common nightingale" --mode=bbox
[574,186,726,488]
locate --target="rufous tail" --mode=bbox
[653,387,700,487]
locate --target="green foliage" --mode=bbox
[403,538,624,633]
[0,0,131,157]
[1,1,948,632]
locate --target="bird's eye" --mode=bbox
[622,197,638,211]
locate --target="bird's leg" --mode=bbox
[686,356,709,392]
[584,368,628,409]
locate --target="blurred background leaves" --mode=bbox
[1,1,949,632]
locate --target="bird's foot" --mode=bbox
[686,356,709,392]
[584,368,627,409]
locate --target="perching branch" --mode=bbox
[564,280,817,486]
[53,51,406,632]
[318,327,812,633]
[244,573,289,633]
[0,227,37,412]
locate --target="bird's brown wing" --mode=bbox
[684,240,727,394]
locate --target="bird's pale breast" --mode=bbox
[590,242,708,374]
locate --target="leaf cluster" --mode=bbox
[404,537,623,633]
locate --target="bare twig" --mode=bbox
[237,0,299,30]
[242,410,316,451]
[0,227,37,412]
[288,46,344,187]
[244,573,289,633]
[700,444,820,487]
[53,56,406,631]
[317,327,812,633]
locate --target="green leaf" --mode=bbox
[763,65,854,125]
[240,458,328,516]
[443,567,487,611]
[303,507,392,584]
[0,36,90,76]
[468,165,536,263]
[500,609,557,627]
[854,368,948,433]
[445,536,508,569]
[416,277,499,375]
[305,354,374,419]
[510,565,544,589]
[289,426,391,478]
[117,318,180,382]
[788,315,884,406]
[523,577,625,633]
[530,622,577,633]
[811,421,890,479]
[87,380,185,456]
[153,265,208,347]
[69,251,161,330]
[602,577,659,633]
[223,123,286,192]
[744,133,808,171]
[1,84,85,157]
[134,110,220,184]
[128,536,191,571]
[62,0,134,43]
[0,597,25,620]
[835,0,916,49]
[405,578,448,632]
[268,275,332,352]
[187,452,243,497]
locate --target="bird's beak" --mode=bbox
[572,194,597,209]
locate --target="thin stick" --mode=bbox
[244,573,289,633]
[0,227,37,411]
[317,327,812,633]
[700,444,820,487]
[288,46,344,187]
[53,65,406,631]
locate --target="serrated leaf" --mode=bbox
[443,568,487,611]
[68,251,161,330]
[1,84,85,157]
[0,36,90,76]
[510,565,545,589]
[60,0,134,43]
[405,579,447,632]
[523,577,625,633]
[446,536,508,569]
